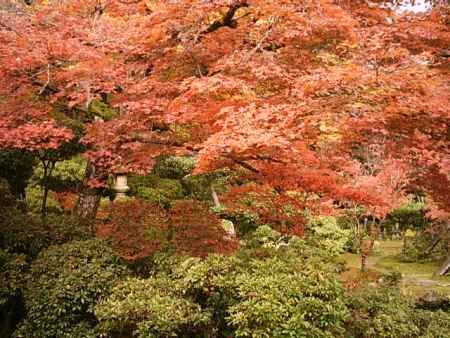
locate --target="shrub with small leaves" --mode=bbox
[153,155,196,179]
[128,174,184,207]
[412,309,450,338]
[181,169,231,202]
[173,255,244,335]
[0,178,17,208]
[25,185,62,214]
[307,216,351,256]
[345,287,420,338]
[228,255,348,337]
[0,249,28,338]
[0,150,35,199]
[96,277,212,338]
[383,202,429,234]
[32,156,86,192]
[0,208,49,257]
[0,209,92,258]
[15,239,129,338]
[0,249,28,306]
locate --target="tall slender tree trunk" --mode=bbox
[211,185,220,207]
[434,223,450,276]
[41,160,55,218]
[73,161,101,220]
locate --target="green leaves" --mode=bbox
[95,231,348,338]
[95,277,211,338]
[16,240,129,338]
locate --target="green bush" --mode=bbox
[15,239,129,338]
[128,174,184,207]
[0,150,35,199]
[0,249,28,306]
[214,207,260,236]
[25,185,62,214]
[96,225,349,338]
[307,216,351,256]
[153,155,196,179]
[228,235,348,338]
[95,277,211,338]
[45,213,93,244]
[345,287,420,338]
[228,271,347,338]
[0,178,17,208]
[0,208,49,257]
[401,232,448,262]
[413,309,450,338]
[0,250,28,338]
[32,156,86,192]
[345,286,450,338]
[88,99,119,121]
[173,255,244,335]
[383,202,429,234]
[0,208,92,258]
[181,169,231,202]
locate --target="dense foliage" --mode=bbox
[0,0,449,337]
[15,239,129,338]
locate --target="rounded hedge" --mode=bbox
[15,239,129,338]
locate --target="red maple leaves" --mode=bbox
[0,0,449,223]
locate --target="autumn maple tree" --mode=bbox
[1,0,449,265]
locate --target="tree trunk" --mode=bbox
[434,223,450,276]
[435,256,450,276]
[40,160,55,217]
[73,161,101,220]
[211,185,220,207]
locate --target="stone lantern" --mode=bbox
[113,172,129,198]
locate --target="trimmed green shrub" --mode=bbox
[173,255,244,336]
[0,209,92,258]
[228,271,347,338]
[0,178,17,208]
[213,207,260,236]
[153,155,196,179]
[181,169,231,202]
[401,231,448,262]
[32,156,86,192]
[95,277,211,338]
[0,250,27,338]
[383,202,429,234]
[345,286,450,338]
[97,225,349,338]
[15,239,129,338]
[345,287,420,338]
[307,216,351,256]
[228,238,348,338]
[0,150,35,199]
[0,208,49,257]
[88,99,119,121]
[128,174,184,207]
[413,309,450,338]
[0,250,28,307]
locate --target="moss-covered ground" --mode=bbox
[341,240,450,297]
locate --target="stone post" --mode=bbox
[113,173,129,198]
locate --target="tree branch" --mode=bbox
[202,2,249,35]
[38,64,50,96]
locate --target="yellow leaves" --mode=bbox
[316,51,344,66]
[205,11,224,25]
[318,120,341,143]
[256,14,279,27]
[175,44,185,53]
